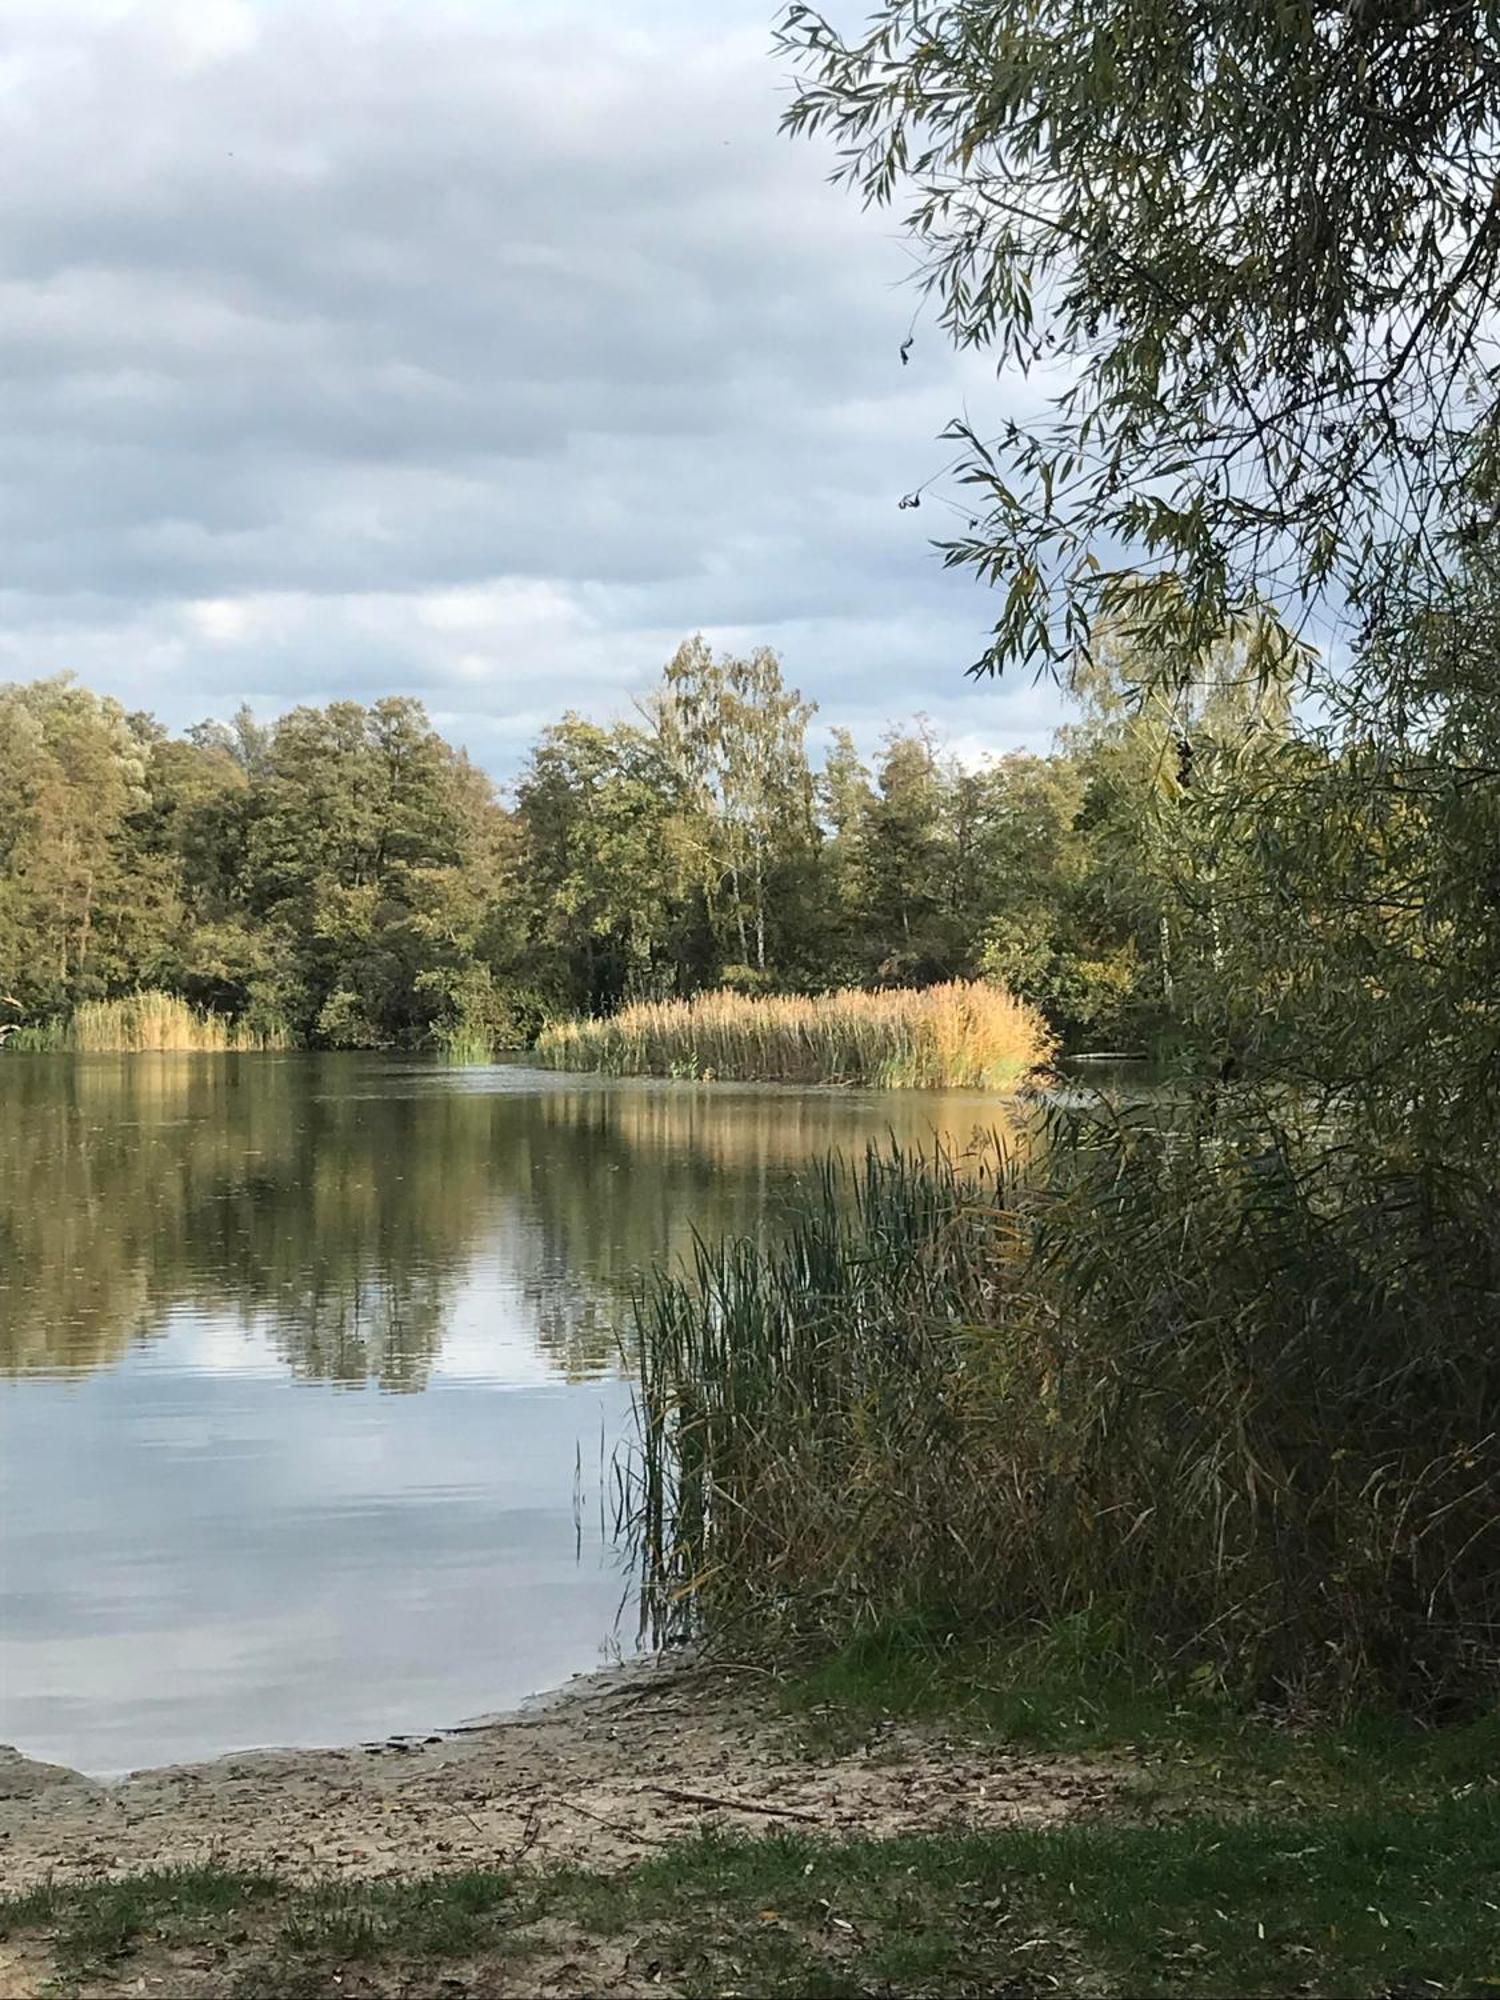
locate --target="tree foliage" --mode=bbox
[778,0,1500,669]
[0,645,1235,1052]
[764,1,1500,1706]
[776,0,1500,1115]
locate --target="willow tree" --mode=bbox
[778,0,1500,672]
[777,1,1500,1072]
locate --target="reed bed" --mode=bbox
[62,992,288,1053]
[627,1143,1026,1649]
[536,980,1053,1089]
[627,1117,1500,1717]
[436,1024,499,1066]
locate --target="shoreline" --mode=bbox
[3,1665,1485,1999]
[3,1653,678,1793]
[0,1654,1113,1895]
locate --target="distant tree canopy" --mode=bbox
[0,681,516,1049]
[0,635,1279,1052]
[12,13,1498,1073]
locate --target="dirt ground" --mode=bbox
[0,1659,1112,1892]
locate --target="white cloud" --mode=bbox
[185,598,256,644]
[157,0,258,70]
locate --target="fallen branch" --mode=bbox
[645,1784,821,1825]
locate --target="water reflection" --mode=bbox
[0,1055,1013,1386]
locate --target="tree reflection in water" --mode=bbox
[0,1055,1017,1388]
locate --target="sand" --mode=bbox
[0,1658,1113,1893]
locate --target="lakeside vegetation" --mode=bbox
[13,990,290,1054]
[7,1662,1499,1996]
[607,11,1500,1983]
[630,1135,1499,1716]
[7,0,1500,1989]
[536,980,1053,1088]
[600,0,1500,1750]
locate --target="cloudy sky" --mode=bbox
[0,0,1070,779]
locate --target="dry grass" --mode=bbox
[64,992,288,1053]
[535,981,1054,1089]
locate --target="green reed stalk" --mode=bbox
[437,1024,497,1065]
[625,1116,1500,1718]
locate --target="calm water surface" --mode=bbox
[0,1054,1010,1775]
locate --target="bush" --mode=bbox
[313,989,385,1049]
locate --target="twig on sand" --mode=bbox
[505,1803,542,1862]
[645,1784,822,1825]
[558,1797,670,1846]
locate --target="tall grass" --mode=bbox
[3,1023,64,1052]
[537,981,1053,1089]
[628,1143,1023,1649]
[436,1023,499,1066]
[627,1116,1500,1716]
[62,992,288,1053]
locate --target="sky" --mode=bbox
[0,0,1072,780]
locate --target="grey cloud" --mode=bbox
[0,0,1066,767]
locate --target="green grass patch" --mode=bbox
[0,1866,519,1994]
[781,1617,1500,1823]
[562,1793,1500,1997]
[783,1611,1198,1753]
[0,1866,283,1976]
[5,1788,1498,1997]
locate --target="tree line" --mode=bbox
[0,626,1285,1054]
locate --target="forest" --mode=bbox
[0,621,1273,1057]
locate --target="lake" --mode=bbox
[0,1054,1013,1776]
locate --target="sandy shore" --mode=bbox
[0,1658,1114,1893]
